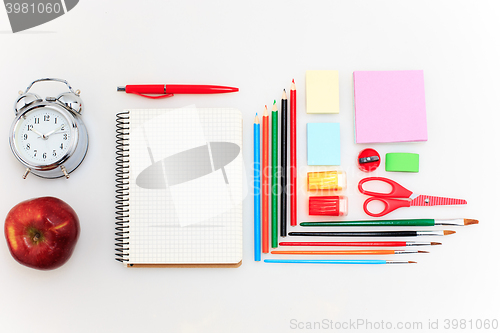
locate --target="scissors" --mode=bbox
[358,177,467,217]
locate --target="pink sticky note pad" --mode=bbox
[354,70,428,143]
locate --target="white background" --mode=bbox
[1,1,499,332]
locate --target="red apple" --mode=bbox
[4,197,80,270]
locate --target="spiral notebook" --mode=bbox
[115,108,243,267]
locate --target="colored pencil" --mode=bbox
[288,230,456,237]
[280,89,288,237]
[264,259,417,265]
[279,241,442,247]
[271,101,279,248]
[290,79,297,227]
[300,218,479,227]
[253,114,261,261]
[262,106,269,253]
[271,250,428,255]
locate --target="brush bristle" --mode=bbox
[431,242,442,246]
[443,230,456,235]
[409,261,417,264]
[418,251,429,254]
[464,219,479,225]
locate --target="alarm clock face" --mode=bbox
[12,106,76,168]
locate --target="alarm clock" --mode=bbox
[9,78,89,179]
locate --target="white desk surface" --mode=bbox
[1,1,499,332]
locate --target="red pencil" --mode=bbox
[290,79,297,227]
[262,106,269,253]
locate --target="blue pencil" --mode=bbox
[264,259,416,264]
[254,114,261,261]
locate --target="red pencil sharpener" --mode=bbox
[309,196,348,216]
[357,148,381,172]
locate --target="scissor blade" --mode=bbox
[410,195,467,207]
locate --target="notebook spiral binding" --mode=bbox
[115,111,130,262]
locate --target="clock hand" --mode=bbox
[30,128,45,138]
[43,125,64,138]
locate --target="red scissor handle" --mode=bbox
[358,177,413,198]
[363,197,412,217]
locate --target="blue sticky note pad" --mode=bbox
[307,123,340,165]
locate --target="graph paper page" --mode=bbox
[126,108,243,264]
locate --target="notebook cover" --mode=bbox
[127,261,242,268]
[353,70,428,143]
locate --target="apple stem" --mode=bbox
[33,233,41,242]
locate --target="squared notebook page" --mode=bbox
[126,108,243,265]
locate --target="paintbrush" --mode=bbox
[279,241,441,247]
[271,250,428,255]
[264,259,417,265]
[300,218,478,227]
[288,230,456,237]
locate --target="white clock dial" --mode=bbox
[15,109,72,166]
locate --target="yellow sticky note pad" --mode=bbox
[306,70,340,114]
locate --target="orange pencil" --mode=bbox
[271,250,428,255]
[262,106,269,253]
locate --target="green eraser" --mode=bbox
[385,153,419,172]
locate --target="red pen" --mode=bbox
[117,84,239,99]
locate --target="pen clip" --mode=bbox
[132,92,174,99]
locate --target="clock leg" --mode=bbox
[60,166,70,179]
[22,168,31,179]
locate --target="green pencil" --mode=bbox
[271,101,279,248]
[300,218,479,227]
